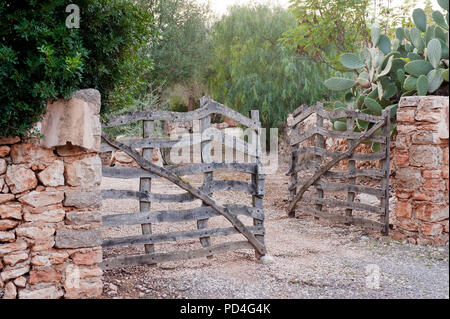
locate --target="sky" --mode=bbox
[199,0,441,17]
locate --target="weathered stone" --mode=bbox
[420,223,444,236]
[0,145,10,157]
[3,281,17,299]
[15,223,55,239]
[395,167,422,190]
[40,89,101,152]
[437,101,449,139]
[29,268,61,285]
[55,229,102,249]
[10,143,57,166]
[416,205,449,222]
[65,156,102,187]
[5,165,37,194]
[0,202,22,219]
[64,277,102,299]
[113,151,134,163]
[3,251,29,266]
[0,194,15,204]
[18,190,64,208]
[19,285,64,299]
[396,109,415,123]
[14,276,27,288]
[395,218,419,232]
[0,136,20,145]
[77,265,103,279]
[1,265,29,281]
[0,240,28,256]
[0,219,19,231]
[395,201,412,219]
[355,194,379,206]
[31,251,69,266]
[65,211,101,225]
[63,190,102,208]
[23,209,65,223]
[0,231,15,243]
[410,145,443,168]
[394,152,409,167]
[71,250,101,266]
[422,178,446,191]
[55,143,89,157]
[411,131,440,145]
[0,159,6,175]
[22,204,62,215]
[37,160,65,187]
[30,237,55,252]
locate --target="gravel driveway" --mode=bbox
[100,159,449,299]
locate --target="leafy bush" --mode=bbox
[208,4,335,130]
[324,0,449,150]
[0,0,156,137]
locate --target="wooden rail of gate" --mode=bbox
[286,103,390,235]
[99,97,266,269]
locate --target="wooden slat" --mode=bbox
[102,162,258,179]
[290,103,385,128]
[102,226,264,248]
[103,97,260,129]
[102,205,264,227]
[324,169,385,178]
[315,182,384,197]
[100,241,253,269]
[102,179,259,203]
[290,127,386,146]
[298,207,386,232]
[293,146,386,161]
[300,197,383,214]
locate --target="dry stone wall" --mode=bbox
[0,89,103,299]
[393,96,449,245]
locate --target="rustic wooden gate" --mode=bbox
[99,97,266,269]
[286,103,390,235]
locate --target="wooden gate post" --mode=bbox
[140,119,155,259]
[380,109,391,235]
[199,102,213,257]
[250,110,265,259]
[345,105,356,223]
[314,103,325,220]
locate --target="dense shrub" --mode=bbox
[0,0,156,137]
[208,5,335,130]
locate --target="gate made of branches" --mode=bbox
[286,103,391,235]
[99,97,266,269]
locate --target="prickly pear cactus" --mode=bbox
[323,0,449,150]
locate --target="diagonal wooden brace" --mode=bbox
[101,133,266,256]
[286,118,386,215]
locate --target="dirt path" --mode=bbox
[100,158,449,299]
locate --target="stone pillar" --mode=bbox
[393,96,449,245]
[0,89,103,299]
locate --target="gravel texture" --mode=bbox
[100,156,449,299]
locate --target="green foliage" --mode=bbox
[208,4,334,129]
[283,0,370,69]
[0,0,156,137]
[147,0,212,93]
[323,3,449,150]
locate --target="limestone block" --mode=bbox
[40,89,101,152]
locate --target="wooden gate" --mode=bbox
[286,103,390,235]
[99,97,266,269]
